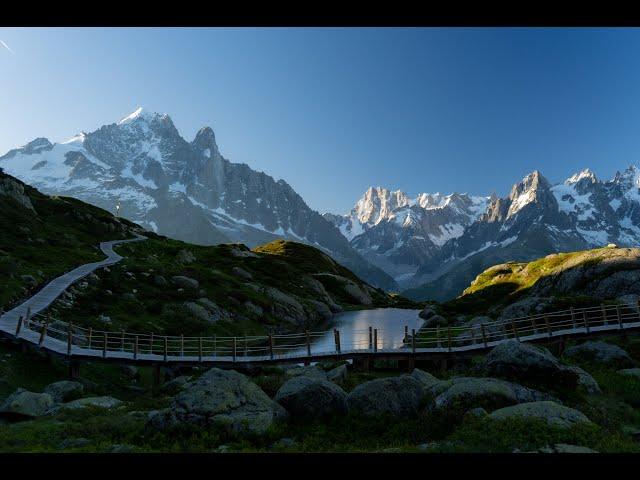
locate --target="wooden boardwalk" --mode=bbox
[1,235,639,370]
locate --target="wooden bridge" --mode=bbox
[1,236,639,377]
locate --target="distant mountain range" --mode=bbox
[0,108,397,291]
[326,167,640,300]
[4,107,640,300]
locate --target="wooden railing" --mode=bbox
[12,301,640,363]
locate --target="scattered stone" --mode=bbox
[153,275,168,286]
[98,314,112,325]
[552,443,598,453]
[410,369,440,390]
[195,298,232,322]
[146,368,287,436]
[20,274,37,287]
[0,389,54,418]
[109,444,135,453]
[120,365,139,380]
[54,396,123,412]
[184,301,212,322]
[215,445,231,453]
[275,376,348,419]
[618,368,640,379]
[422,314,448,328]
[43,381,84,403]
[171,275,199,290]
[160,376,192,395]
[230,247,259,258]
[418,306,437,320]
[489,401,592,429]
[176,249,196,264]
[122,293,137,301]
[57,438,91,450]
[563,365,601,394]
[231,267,253,281]
[271,438,296,449]
[347,375,424,418]
[326,364,348,385]
[284,365,327,381]
[564,341,634,368]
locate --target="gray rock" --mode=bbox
[428,377,552,414]
[347,375,424,417]
[564,341,634,368]
[120,365,139,380]
[465,407,488,418]
[562,365,601,394]
[499,297,552,320]
[617,294,640,309]
[617,368,640,379]
[109,444,135,453]
[0,389,54,418]
[146,368,287,436]
[271,437,296,449]
[20,274,37,287]
[418,306,437,320]
[410,369,440,390]
[306,300,333,321]
[343,282,373,305]
[422,314,448,328]
[57,438,91,450]
[265,287,307,325]
[161,376,193,395]
[153,275,168,286]
[552,443,598,453]
[0,176,36,212]
[231,267,253,281]
[55,396,123,412]
[98,314,112,325]
[184,301,212,322]
[43,381,84,403]
[489,401,593,429]
[275,376,348,419]
[171,275,199,290]
[284,365,327,381]
[243,301,264,317]
[326,364,348,385]
[480,340,578,388]
[176,249,196,264]
[195,298,232,322]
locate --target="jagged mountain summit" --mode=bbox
[329,167,640,301]
[0,108,397,291]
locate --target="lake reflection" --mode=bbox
[292,308,423,355]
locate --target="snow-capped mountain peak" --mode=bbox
[566,168,597,184]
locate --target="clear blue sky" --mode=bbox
[2,27,640,213]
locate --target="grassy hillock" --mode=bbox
[0,169,142,310]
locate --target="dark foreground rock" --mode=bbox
[489,401,593,429]
[146,368,287,435]
[0,389,54,419]
[275,376,348,419]
[564,341,634,368]
[347,375,424,417]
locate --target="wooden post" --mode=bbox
[25,307,31,326]
[180,334,184,357]
[134,335,139,360]
[544,316,552,337]
[532,316,538,334]
[368,326,373,351]
[447,327,452,352]
[570,307,576,330]
[470,326,476,345]
[234,337,239,362]
[163,336,168,362]
[404,325,408,344]
[616,304,623,330]
[601,304,607,325]
[150,332,154,355]
[336,330,341,354]
[584,311,590,333]
[243,335,248,357]
[87,327,93,350]
[480,323,488,348]
[121,330,125,351]
[267,334,273,360]
[15,315,24,337]
[411,328,416,353]
[103,332,108,358]
[333,329,338,353]
[38,321,48,347]
[436,326,441,348]
[67,322,73,356]
[373,329,378,353]
[305,330,311,357]
[213,335,217,357]
[511,320,519,341]
[198,337,203,362]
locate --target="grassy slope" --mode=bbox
[52,236,411,337]
[0,170,140,310]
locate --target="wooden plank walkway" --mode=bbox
[1,234,639,368]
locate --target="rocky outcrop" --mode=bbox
[488,401,592,429]
[0,175,36,212]
[275,377,348,419]
[0,389,54,418]
[327,364,348,385]
[562,365,601,394]
[347,375,424,418]
[43,381,84,403]
[146,368,287,435]
[564,341,634,368]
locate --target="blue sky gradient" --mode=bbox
[1,27,640,213]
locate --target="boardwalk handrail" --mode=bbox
[16,299,640,363]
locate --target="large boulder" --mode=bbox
[176,249,196,265]
[489,401,592,429]
[0,389,54,418]
[326,364,348,385]
[410,369,440,390]
[347,375,424,417]
[480,340,577,388]
[275,377,348,419]
[146,368,287,436]
[43,381,84,403]
[564,341,634,368]
[618,368,640,379]
[418,306,437,320]
[171,275,199,290]
[427,377,553,414]
[562,365,601,394]
[422,314,448,328]
[499,297,552,320]
[54,396,123,412]
[284,365,327,381]
[231,267,253,281]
